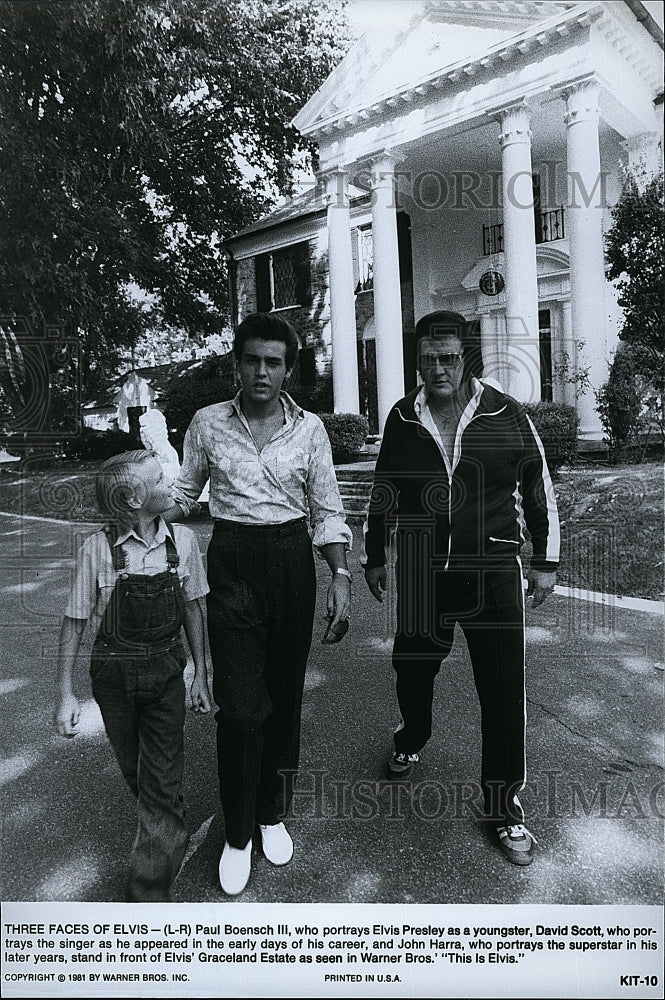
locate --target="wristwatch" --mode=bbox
[335,568,352,580]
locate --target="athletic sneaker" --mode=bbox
[386,751,419,779]
[496,824,537,866]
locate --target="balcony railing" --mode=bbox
[540,207,565,242]
[482,207,565,256]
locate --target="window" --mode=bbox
[255,241,312,311]
[352,225,373,292]
[539,309,553,402]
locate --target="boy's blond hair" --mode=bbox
[96,450,156,522]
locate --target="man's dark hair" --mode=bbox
[414,310,482,381]
[234,312,300,370]
[414,310,467,347]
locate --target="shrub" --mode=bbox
[163,354,236,453]
[287,364,333,414]
[319,412,369,463]
[522,402,578,475]
[595,343,663,463]
[62,427,135,461]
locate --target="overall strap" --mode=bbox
[103,525,126,571]
[103,521,179,571]
[164,522,180,569]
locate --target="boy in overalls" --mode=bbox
[55,450,211,901]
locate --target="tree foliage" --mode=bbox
[604,172,664,358]
[0,0,350,435]
[598,171,665,460]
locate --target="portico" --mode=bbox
[227,1,663,443]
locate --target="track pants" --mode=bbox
[392,560,527,825]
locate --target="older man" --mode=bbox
[363,310,559,866]
[170,312,352,894]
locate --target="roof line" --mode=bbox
[224,192,373,247]
[622,0,664,48]
[300,2,604,138]
[224,203,328,247]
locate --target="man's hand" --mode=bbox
[190,674,212,714]
[365,566,387,603]
[527,569,556,608]
[326,574,351,629]
[55,693,81,738]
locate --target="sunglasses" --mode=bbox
[420,353,463,370]
[321,615,349,644]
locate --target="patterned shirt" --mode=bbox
[65,519,209,626]
[172,392,352,551]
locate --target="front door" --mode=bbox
[539,309,553,402]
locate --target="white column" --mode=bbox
[324,167,360,414]
[496,101,541,402]
[479,310,504,387]
[369,152,405,430]
[563,79,606,440]
[560,299,576,408]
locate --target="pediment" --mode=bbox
[461,245,570,290]
[294,0,579,135]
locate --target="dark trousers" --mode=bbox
[90,639,189,901]
[392,560,527,825]
[206,518,316,848]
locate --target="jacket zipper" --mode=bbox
[396,398,508,572]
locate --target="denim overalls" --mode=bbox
[90,524,190,902]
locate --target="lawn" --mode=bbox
[1,457,663,600]
[553,463,663,600]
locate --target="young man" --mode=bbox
[55,450,211,901]
[169,312,352,895]
[363,310,559,866]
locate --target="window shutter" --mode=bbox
[255,253,273,312]
[293,242,312,307]
[533,175,543,244]
[298,346,316,387]
[351,229,360,292]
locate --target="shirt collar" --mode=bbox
[230,390,304,422]
[415,377,484,418]
[115,516,170,549]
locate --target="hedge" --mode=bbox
[61,427,136,461]
[595,343,664,462]
[318,413,369,463]
[522,401,578,474]
[163,354,237,454]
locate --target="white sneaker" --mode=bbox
[496,824,536,866]
[259,823,293,866]
[219,840,252,895]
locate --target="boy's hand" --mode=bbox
[189,675,212,714]
[55,694,81,738]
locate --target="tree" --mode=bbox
[604,172,664,356]
[597,171,665,458]
[0,0,351,440]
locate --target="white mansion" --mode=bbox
[225,0,663,441]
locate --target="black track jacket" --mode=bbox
[363,380,560,573]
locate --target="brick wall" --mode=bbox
[236,258,257,321]
[233,241,331,356]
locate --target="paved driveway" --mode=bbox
[1,513,662,905]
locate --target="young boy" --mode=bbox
[54,449,212,902]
